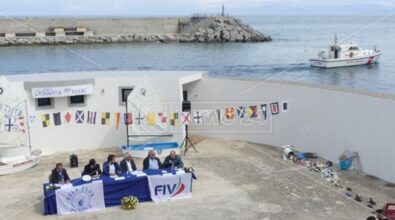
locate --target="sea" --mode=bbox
[1,16,395,95]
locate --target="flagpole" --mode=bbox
[24,100,32,155]
[126,98,130,148]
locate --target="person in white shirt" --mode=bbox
[143,150,162,170]
[120,152,137,174]
[103,154,121,176]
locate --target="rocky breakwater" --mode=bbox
[0,16,271,46]
[179,16,272,43]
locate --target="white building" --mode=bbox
[2,71,395,183]
[3,71,203,155]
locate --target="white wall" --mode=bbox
[9,75,189,155]
[185,78,395,183]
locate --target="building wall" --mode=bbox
[185,78,395,183]
[9,76,185,155]
[0,17,183,34]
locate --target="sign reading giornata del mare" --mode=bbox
[31,84,93,98]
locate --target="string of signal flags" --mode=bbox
[24,101,289,129]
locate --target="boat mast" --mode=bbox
[24,100,32,154]
[334,33,338,45]
[126,97,130,148]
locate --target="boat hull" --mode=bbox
[310,52,382,68]
[0,155,40,175]
[121,142,180,158]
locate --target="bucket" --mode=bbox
[339,157,353,170]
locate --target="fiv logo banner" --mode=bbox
[55,180,105,215]
[148,173,192,202]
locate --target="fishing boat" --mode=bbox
[310,35,383,68]
[0,76,41,175]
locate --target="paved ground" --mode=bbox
[0,137,393,220]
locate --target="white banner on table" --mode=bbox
[55,180,105,215]
[32,84,93,98]
[148,173,192,202]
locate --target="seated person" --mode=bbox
[120,152,137,174]
[82,159,102,176]
[163,150,184,169]
[143,150,162,170]
[50,163,70,184]
[102,154,122,176]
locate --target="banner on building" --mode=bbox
[31,84,93,98]
[148,173,192,203]
[55,180,105,215]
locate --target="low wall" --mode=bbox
[185,78,395,183]
[0,17,182,35]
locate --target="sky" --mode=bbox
[0,0,394,16]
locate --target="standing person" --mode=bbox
[143,150,162,170]
[50,163,71,184]
[82,159,102,176]
[103,154,121,176]
[120,152,137,173]
[163,150,184,169]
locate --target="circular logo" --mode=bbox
[67,186,94,212]
[0,87,3,95]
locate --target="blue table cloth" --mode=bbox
[43,169,195,215]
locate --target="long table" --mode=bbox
[43,169,194,215]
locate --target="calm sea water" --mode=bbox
[1,16,395,95]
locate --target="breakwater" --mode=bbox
[0,16,271,46]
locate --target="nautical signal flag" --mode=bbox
[4,117,14,132]
[193,111,203,124]
[114,112,121,129]
[147,112,156,126]
[216,109,222,124]
[135,112,144,125]
[18,116,25,133]
[28,115,36,126]
[64,111,71,123]
[101,112,110,125]
[282,101,288,112]
[225,107,235,120]
[170,112,178,126]
[247,106,258,118]
[53,112,61,126]
[75,111,84,124]
[87,111,97,124]
[260,104,267,120]
[237,106,245,118]
[270,102,279,115]
[124,113,133,125]
[41,114,50,127]
[181,112,191,125]
[158,112,167,124]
